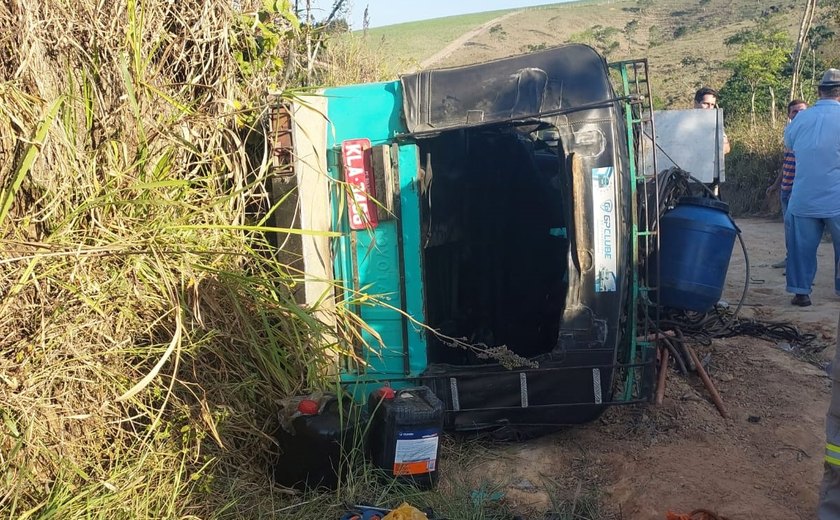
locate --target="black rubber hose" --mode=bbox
[661,336,688,375]
[674,335,697,372]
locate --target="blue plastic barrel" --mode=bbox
[657,197,738,312]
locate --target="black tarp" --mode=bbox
[400,44,614,134]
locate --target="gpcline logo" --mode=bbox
[600,200,613,261]
[591,166,617,293]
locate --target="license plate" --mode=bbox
[341,138,378,230]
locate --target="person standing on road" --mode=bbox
[819,312,840,518]
[783,69,840,307]
[767,99,809,268]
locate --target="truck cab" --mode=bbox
[281,44,658,432]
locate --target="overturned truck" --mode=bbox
[279,44,659,433]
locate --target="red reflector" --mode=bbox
[341,138,378,230]
[297,399,319,415]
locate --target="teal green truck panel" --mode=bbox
[324,81,426,386]
[396,144,425,376]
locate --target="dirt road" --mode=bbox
[418,12,519,70]
[445,218,838,518]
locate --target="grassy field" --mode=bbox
[359,0,803,109]
[362,10,521,70]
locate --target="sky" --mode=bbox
[310,1,574,29]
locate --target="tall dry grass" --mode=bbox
[721,117,786,217]
[0,1,375,517]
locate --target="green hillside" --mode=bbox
[359,0,838,109]
[362,9,520,67]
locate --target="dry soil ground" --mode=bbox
[442,218,839,519]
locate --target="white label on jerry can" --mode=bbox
[393,429,439,475]
[592,166,617,292]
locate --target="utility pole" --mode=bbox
[363,5,370,37]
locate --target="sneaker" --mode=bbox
[771,259,786,268]
[791,294,812,307]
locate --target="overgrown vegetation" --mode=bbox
[568,25,622,56]
[717,7,840,215]
[721,119,787,216]
[0,0,384,517]
[720,22,793,125]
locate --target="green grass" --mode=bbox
[357,1,611,67]
[260,436,513,520]
[269,434,616,520]
[360,11,518,67]
[0,1,364,518]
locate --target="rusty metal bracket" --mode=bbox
[268,101,294,177]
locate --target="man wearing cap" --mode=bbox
[783,68,840,308]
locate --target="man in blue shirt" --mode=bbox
[767,99,808,268]
[783,68,840,308]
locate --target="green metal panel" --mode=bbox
[324,81,427,385]
[324,82,404,143]
[397,144,425,375]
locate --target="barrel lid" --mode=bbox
[678,196,729,213]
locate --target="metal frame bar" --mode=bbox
[609,58,660,403]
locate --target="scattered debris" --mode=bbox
[656,347,669,405]
[382,503,428,520]
[510,478,537,492]
[341,505,391,520]
[666,509,731,520]
[470,486,505,507]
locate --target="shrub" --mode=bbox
[0,1,379,517]
[721,116,784,216]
